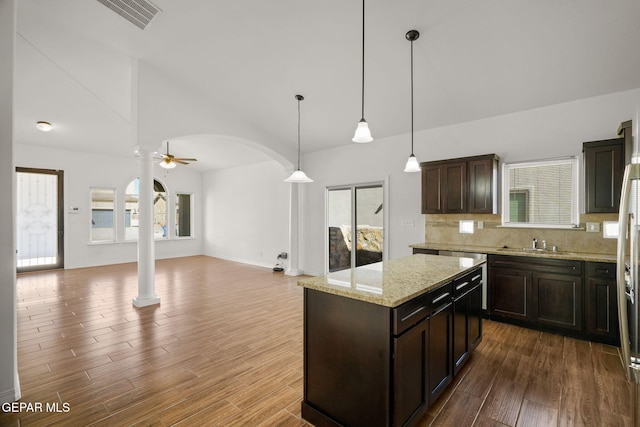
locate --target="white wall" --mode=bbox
[300,89,640,276]
[202,160,290,269]
[15,144,203,269]
[0,0,18,404]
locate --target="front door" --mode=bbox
[16,167,64,272]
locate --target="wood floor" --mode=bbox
[1,255,632,426]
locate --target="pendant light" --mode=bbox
[352,0,373,143]
[285,95,313,183]
[404,30,421,173]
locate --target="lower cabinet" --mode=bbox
[489,266,529,320]
[453,272,483,376]
[393,317,428,427]
[488,255,618,344]
[531,271,582,330]
[585,262,620,345]
[428,302,453,406]
[303,266,483,427]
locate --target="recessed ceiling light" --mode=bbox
[36,121,52,132]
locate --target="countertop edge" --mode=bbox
[410,243,616,263]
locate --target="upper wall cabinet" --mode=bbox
[583,138,624,214]
[421,154,499,214]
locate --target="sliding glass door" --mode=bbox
[327,183,384,272]
[16,167,64,272]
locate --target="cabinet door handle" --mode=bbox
[471,274,481,282]
[431,302,452,316]
[432,292,451,304]
[456,281,470,291]
[401,306,426,322]
[595,268,610,274]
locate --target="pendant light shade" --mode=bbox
[404,29,420,173]
[353,119,373,143]
[285,95,313,183]
[352,0,373,143]
[404,154,420,173]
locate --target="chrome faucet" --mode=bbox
[532,238,537,249]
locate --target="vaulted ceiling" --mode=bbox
[14,0,640,171]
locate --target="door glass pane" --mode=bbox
[90,188,115,242]
[176,193,192,237]
[327,184,384,272]
[328,188,352,272]
[16,170,60,269]
[355,186,383,267]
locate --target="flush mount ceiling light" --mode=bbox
[36,121,52,132]
[285,95,313,183]
[352,0,373,143]
[404,30,421,173]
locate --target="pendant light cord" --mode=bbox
[360,0,365,120]
[410,36,414,155]
[297,96,302,170]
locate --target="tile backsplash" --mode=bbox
[424,213,618,255]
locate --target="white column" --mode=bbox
[0,0,20,403]
[286,183,303,276]
[133,148,160,307]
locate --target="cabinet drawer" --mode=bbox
[585,262,616,279]
[489,254,582,276]
[453,268,482,297]
[394,283,453,336]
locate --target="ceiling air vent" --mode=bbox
[96,0,161,30]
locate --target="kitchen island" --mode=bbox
[298,254,485,427]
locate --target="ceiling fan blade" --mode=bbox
[174,160,190,165]
[174,158,197,162]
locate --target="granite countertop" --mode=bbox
[297,254,485,308]
[410,243,617,263]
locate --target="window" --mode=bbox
[125,178,168,241]
[501,157,579,228]
[90,187,116,242]
[175,193,193,238]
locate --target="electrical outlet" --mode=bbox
[477,221,484,229]
[586,222,600,233]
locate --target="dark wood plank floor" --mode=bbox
[0,256,632,426]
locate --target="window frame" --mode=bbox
[501,156,580,229]
[175,192,194,239]
[89,187,117,243]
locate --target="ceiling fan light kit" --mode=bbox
[158,141,197,169]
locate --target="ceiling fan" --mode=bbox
[159,141,197,169]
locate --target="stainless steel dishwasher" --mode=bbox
[438,251,488,310]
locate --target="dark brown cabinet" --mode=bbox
[393,318,428,427]
[583,138,624,213]
[452,271,483,376]
[303,266,482,427]
[489,265,529,321]
[585,262,619,345]
[421,154,499,214]
[428,302,453,405]
[488,255,582,334]
[531,271,582,331]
